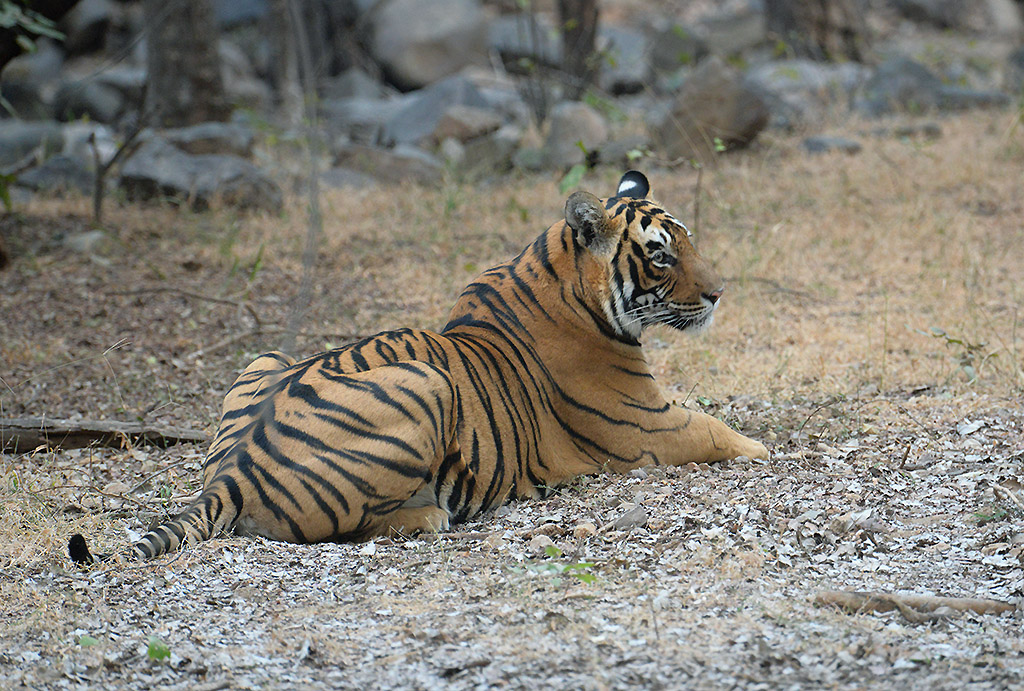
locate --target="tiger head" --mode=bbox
[565,171,724,343]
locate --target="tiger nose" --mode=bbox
[703,287,725,304]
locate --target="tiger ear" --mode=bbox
[616,170,650,198]
[565,191,616,253]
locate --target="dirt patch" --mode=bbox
[2,111,1022,689]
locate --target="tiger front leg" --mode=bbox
[665,408,769,465]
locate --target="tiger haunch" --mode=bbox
[70,171,768,564]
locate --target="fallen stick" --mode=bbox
[0,417,207,451]
[815,590,1015,622]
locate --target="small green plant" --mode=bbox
[919,327,993,382]
[147,635,170,662]
[974,507,1009,525]
[518,545,597,585]
[77,635,99,647]
[0,1,65,52]
[558,144,590,194]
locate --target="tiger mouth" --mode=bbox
[640,297,716,334]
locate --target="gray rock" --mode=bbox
[15,155,94,195]
[430,105,502,144]
[460,124,521,176]
[212,0,268,29]
[219,38,271,110]
[488,13,561,72]
[62,229,108,253]
[321,68,390,101]
[596,134,652,169]
[365,0,488,90]
[802,136,862,155]
[599,26,650,96]
[94,66,147,113]
[543,101,608,169]
[648,23,708,74]
[120,138,283,212]
[61,122,118,166]
[320,167,379,190]
[333,143,443,185]
[865,122,942,140]
[699,6,766,56]
[652,56,769,162]
[321,97,410,145]
[0,121,63,168]
[52,80,124,124]
[855,57,1010,117]
[0,39,63,119]
[163,122,256,157]
[60,0,117,56]
[1005,47,1024,95]
[747,59,869,128]
[891,0,960,28]
[383,75,490,146]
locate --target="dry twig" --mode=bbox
[815,590,1015,623]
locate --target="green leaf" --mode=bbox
[558,164,586,195]
[544,544,562,558]
[147,635,170,661]
[78,635,99,647]
[571,572,596,584]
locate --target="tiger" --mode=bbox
[69,170,768,564]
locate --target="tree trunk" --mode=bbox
[764,0,868,62]
[558,0,599,100]
[143,0,230,127]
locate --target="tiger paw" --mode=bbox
[385,506,451,536]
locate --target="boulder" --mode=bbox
[802,136,862,155]
[747,59,869,128]
[212,0,269,29]
[598,26,650,95]
[320,96,410,145]
[52,80,124,123]
[163,122,256,157]
[1005,47,1024,95]
[854,56,1010,117]
[16,155,94,195]
[382,75,491,146]
[333,143,443,185]
[459,124,521,176]
[431,105,502,144]
[543,101,608,169]
[648,23,708,74]
[0,121,64,168]
[365,0,488,90]
[320,68,390,101]
[488,13,561,73]
[652,56,769,162]
[0,38,63,119]
[120,138,283,212]
[321,167,378,190]
[60,0,117,56]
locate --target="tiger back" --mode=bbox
[69,171,768,564]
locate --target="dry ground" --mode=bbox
[1,110,1023,690]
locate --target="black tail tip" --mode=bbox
[69,533,95,565]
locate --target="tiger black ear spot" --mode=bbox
[616,171,650,199]
[565,191,615,252]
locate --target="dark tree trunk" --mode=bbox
[143,0,230,127]
[764,0,868,62]
[558,0,599,100]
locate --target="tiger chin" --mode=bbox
[69,170,769,565]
